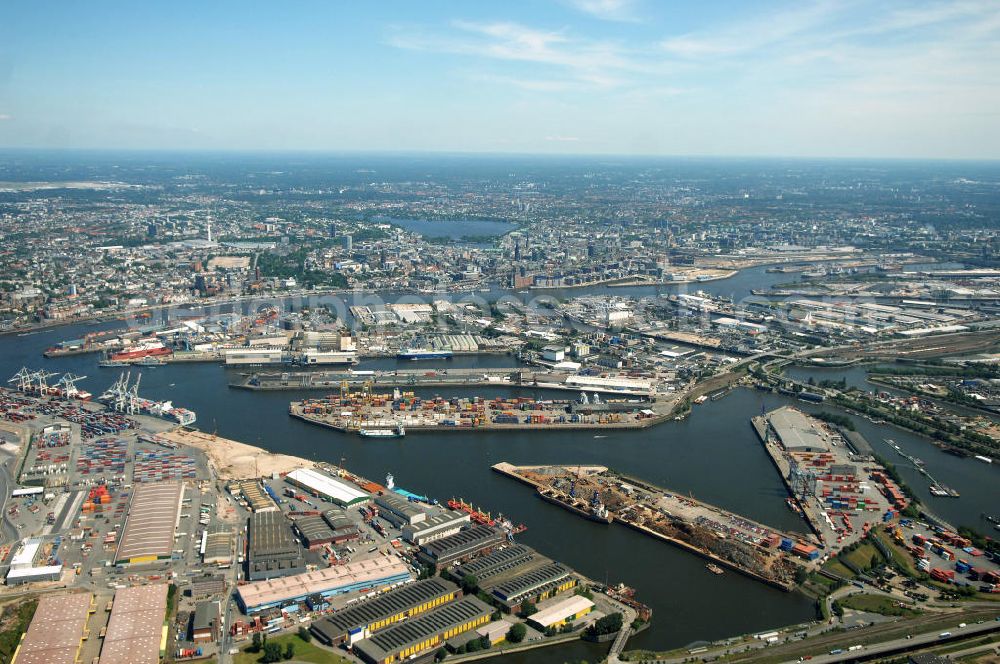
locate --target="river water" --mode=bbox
[3,265,996,657]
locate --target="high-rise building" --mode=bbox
[343,234,353,252]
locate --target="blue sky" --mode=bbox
[1,1,998,158]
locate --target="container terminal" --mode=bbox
[752,406,905,551]
[492,462,808,591]
[288,388,664,435]
[0,383,651,664]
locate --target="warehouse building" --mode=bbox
[452,544,537,585]
[293,515,337,550]
[416,525,505,570]
[114,480,184,565]
[489,562,575,610]
[767,406,829,452]
[5,537,63,585]
[248,511,306,581]
[11,593,93,664]
[286,468,370,507]
[374,492,426,526]
[322,508,360,543]
[99,584,169,664]
[229,479,277,513]
[352,596,493,664]
[236,556,412,614]
[187,575,226,598]
[191,600,221,643]
[401,510,470,545]
[527,595,594,630]
[311,578,460,647]
[201,525,234,566]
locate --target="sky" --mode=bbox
[1,0,999,158]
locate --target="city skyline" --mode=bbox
[2,0,999,159]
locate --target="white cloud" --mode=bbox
[563,0,639,22]
[545,135,581,142]
[0,114,11,121]
[387,20,653,91]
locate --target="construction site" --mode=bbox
[492,463,809,591]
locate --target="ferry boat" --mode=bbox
[397,348,453,361]
[706,563,724,575]
[359,425,405,439]
[110,339,172,362]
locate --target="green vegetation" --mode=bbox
[0,599,38,664]
[256,247,349,289]
[841,541,884,573]
[506,622,527,643]
[833,392,998,457]
[235,632,350,664]
[871,529,922,578]
[870,363,999,380]
[813,411,856,431]
[461,573,479,594]
[584,612,624,639]
[836,594,920,616]
[822,557,857,579]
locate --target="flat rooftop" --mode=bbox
[287,467,370,505]
[14,593,92,664]
[530,594,594,628]
[237,556,412,611]
[99,584,169,664]
[250,510,299,559]
[768,407,829,452]
[114,481,184,563]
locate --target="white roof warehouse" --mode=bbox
[285,468,371,507]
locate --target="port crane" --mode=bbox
[56,373,87,400]
[34,369,58,393]
[8,367,34,392]
[101,371,142,414]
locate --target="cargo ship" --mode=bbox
[359,425,405,439]
[706,563,724,575]
[397,348,453,361]
[98,373,196,426]
[110,339,172,362]
[536,485,613,524]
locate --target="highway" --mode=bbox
[810,618,1000,663]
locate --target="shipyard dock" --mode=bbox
[492,462,808,591]
[288,389,667,435]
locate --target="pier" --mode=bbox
[492,462,802,591]
[232,367,656,396]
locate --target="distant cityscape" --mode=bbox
[0,154,999,664]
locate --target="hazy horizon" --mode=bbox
[2,1,999,159]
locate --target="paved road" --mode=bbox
[605,598,637,664]
[0,452,20,548]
